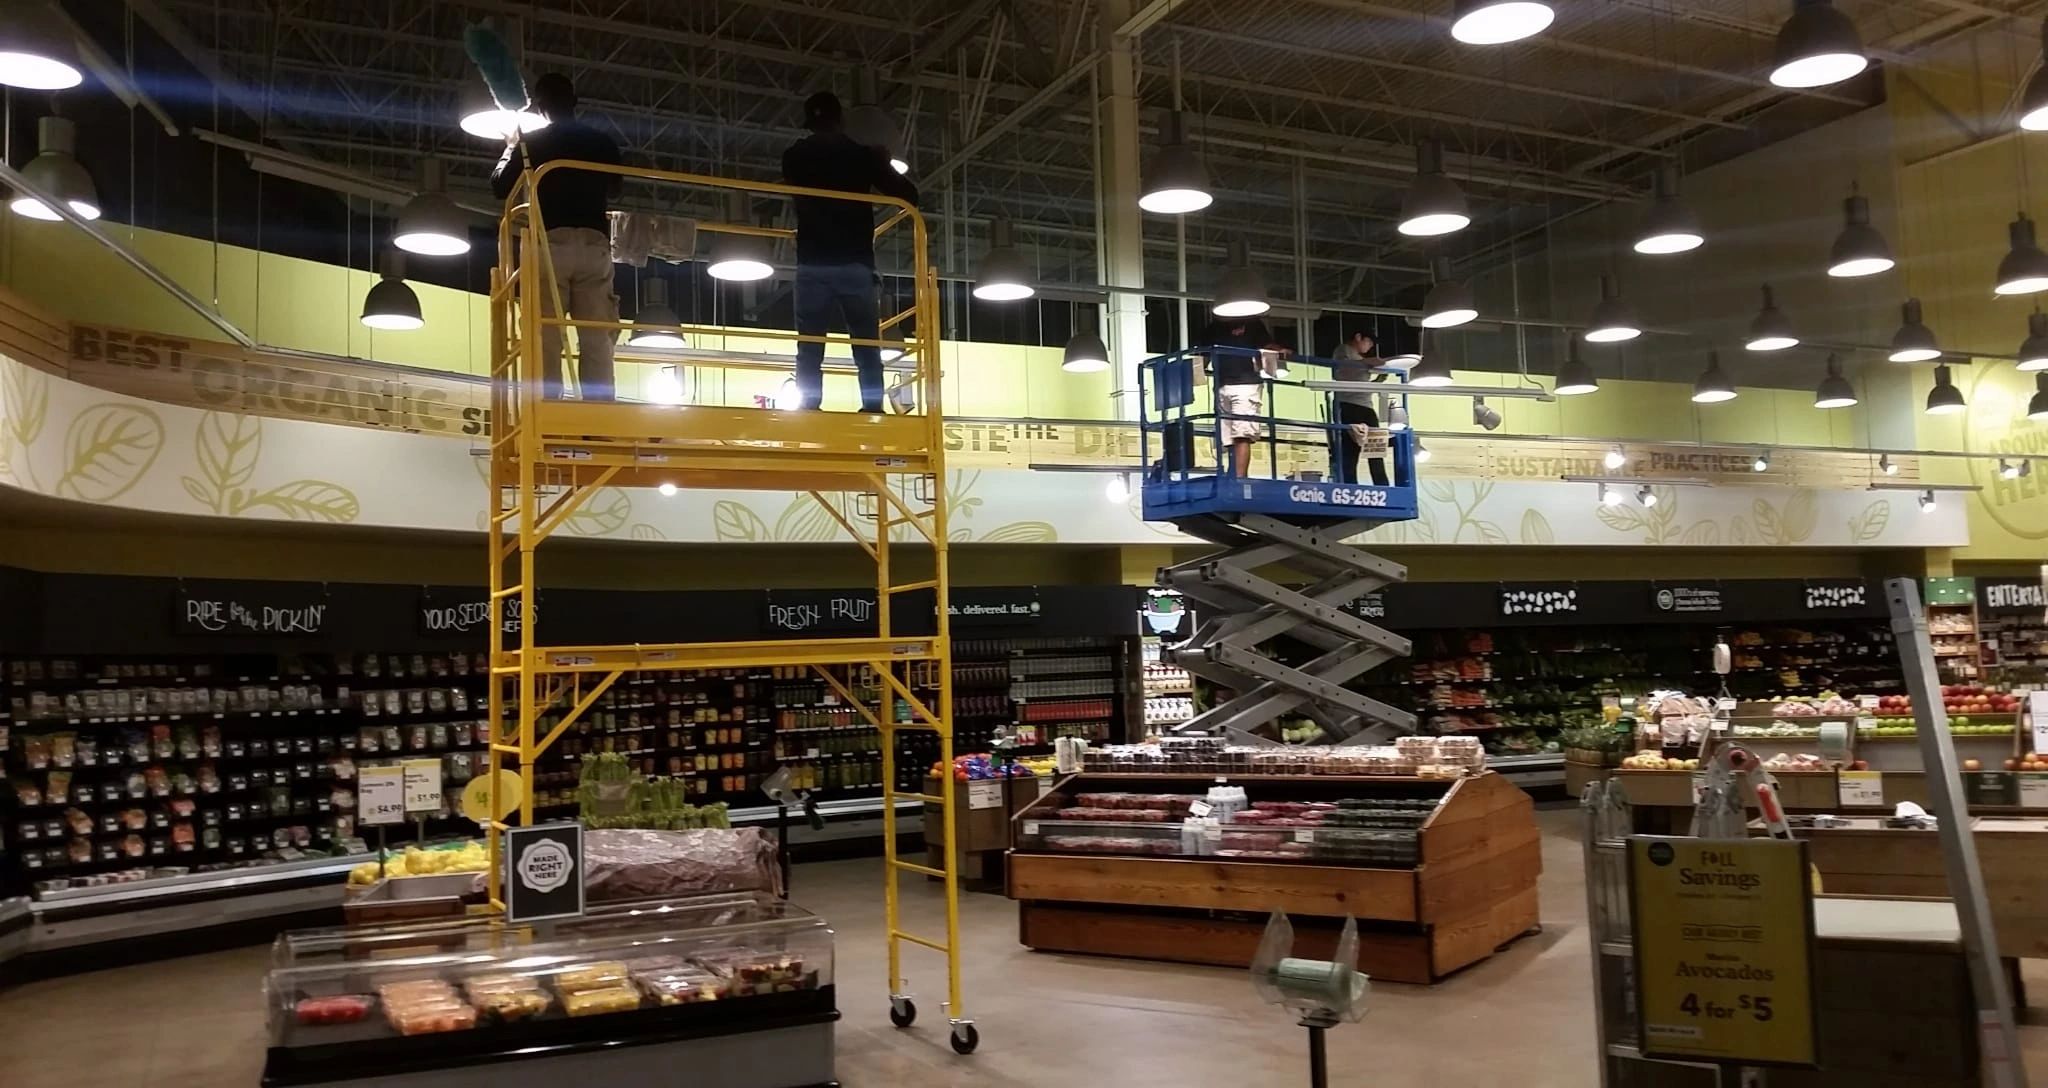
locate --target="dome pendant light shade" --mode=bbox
[1888,297,1940,362]
[10,116,98,221]
[1770,0,1869,89]
[972,218,1034,301]
[1406,346,1454,388]
[1062,314,1111,373]
[845,70,908,174]
[1584,274,1641,343]
[1995,213,2048,296]
[1692,351,1737,404]
[1814,353,1857,408]
[2029,373,2048,420]
[1419,256,1477,329]
[1745,284,1799,351]
[0,3,84,90]
[1450,0,1555,45]
[627,276,687,348]
[1828,190,1893,277]
[707,192,775,282]
[393,162,471,257]
[1398,140,1469,238]
[1554,334,1598,395]
[2019,312,2048,371]
[1926,363,1966,415]
[1212,237,1269,318]
[2022,19,2048,131]
[1139,112,1212,215]
[1634,166,1703,254]
[361,252,424,331]
[458,75,547,140]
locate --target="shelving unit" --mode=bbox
[1005,637,1126,750]
[1925,576,1985,683]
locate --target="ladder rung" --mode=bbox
[488,743,523,755]
[896,792,946,805]
[490,665,524,675]
[489,585,526,599]
[890,860,946,878]
[891,930,951,954]
[886,580,938,594]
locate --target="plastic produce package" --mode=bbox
[582,827,783,902]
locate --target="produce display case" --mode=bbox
[261,893,836,1087]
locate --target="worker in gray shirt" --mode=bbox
[1330,330,1389,485]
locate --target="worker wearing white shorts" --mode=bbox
[1201,315,1276,477]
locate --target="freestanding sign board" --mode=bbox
[504,822,585,924]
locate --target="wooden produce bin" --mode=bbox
[1007,771,1540,984]
[1787,815,2048,961]
[923,773,1045,883]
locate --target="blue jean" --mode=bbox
[793,262,884,412]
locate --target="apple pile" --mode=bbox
[2006,755,2048,771]
[1867,690,2018,735]
[1939,684,2020,717]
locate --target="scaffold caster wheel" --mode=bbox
[889,997,916,1028]
[950,1021,979,1055]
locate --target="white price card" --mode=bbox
[2021,775,2048,811]
[1036,776,1055,799]
[359,765,405,826]
[1839,770,1885,808]
[1022,821,1039,837]
[968,779,1002,810]
[1187,798,1214,818]
[402,758,444,814]
[1716,697,1738,712]
[2031,691,2048,756]
[1294,828,1315,843]
[1857,694,1880,710]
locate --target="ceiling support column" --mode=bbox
[1097,0,1149,420]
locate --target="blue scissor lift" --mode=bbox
[1139,346,1421,744]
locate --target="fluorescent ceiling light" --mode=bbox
[1450,0,1554,45]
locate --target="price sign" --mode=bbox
[1187,798,1214,818]
[505,822,584,924]
[1630,837,1818,1067]
[358,765,405,826]
[2031,691,2048,756]
[402,759,444,815]
[2020,774,2048,811]
[968,779,1002,810]
[1838,770,1885,808]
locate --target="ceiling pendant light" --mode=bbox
[1398,140,1470,238]
[1770,0,1869,89]
[1814,354,1857,408]
[1554,335,1597,395]
[1634,166,1703,255]
[1995,213,2048,296]
[2022,19,2048,131]
[1419,256,1477,329]
[393,161,470,257]
[1827,189,1893,277]
[1407,349,1454,388]
[1925,363,1966,415]
[361,251,424,331]
[627,276,687,348]
[458,75,547,141]
[1584,274,1641,343]
[1062,323,1111,373]
[0,3,83,90]
[2029,374,2048,420]
[1919,489,1938,513]
[1450,0,1555,45]
[973,218,1034,301]
[1692,351,1736,404]
[1212,237,1269,318]
[1888,298,1940,362]
[9,116,98,220]
[2019,313,2048,371]
[707,192,775,282]
[1139,112,1211,215]
[1604,445,1626,470]
[844,70,908,174]
[1745,284,1798,351]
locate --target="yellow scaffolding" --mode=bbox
[482,160,974,1053]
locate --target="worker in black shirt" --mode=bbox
[781,92,921,413]
[1199,314,1277,477]
[1331,330,1390,485]
[491,74,623,401]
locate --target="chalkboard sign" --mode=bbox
[1651,583,1724,615]
[763,591,880,635]
[417,593,531,637]
[1979,578,2048,616]
[949,588,1041,625]
[174,583,329,636]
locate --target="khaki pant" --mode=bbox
[532,226,617,401]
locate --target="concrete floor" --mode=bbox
[3,808,2046,1087]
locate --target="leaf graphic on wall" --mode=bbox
[980,521,1058,543]
[3,360,48,446]
[1729,516,1753,544]
[1467,519,1508,545]
[950,527,973,542]
[1412,508,1439,543]
[1468,479,1494,506]
[1680,520,1722,545]
[196,412,262,492]
[629,523,667,541]
[1422,480,1458,504]
[1848,499,1891,542]
[565,487,631,536]
[56,404,163,501]
[774,493,848,542]
[1518,510,1554,545]
[947,470,984,519]
[1596,503,1645,533]
[1753,498,1785,545]
[1779,490,1818,543]
[243,480,360,522]
[712,501,768,541]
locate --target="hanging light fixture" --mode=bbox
[707,192,775,282]
[1062,314,1111,374]
[1584,274,1641,343]
[2018,313,2048,371]
[1925,363,1966,415]
[1692,351,1737,404]
[2022,19,2048,130]
[1634,166,1703,255]
[2029,374,2048,420]
[645,364,687,405]
[1140,111,1211,214]
[1995,213,2048,296]
[1637,486,1659,508]
[1919,489,1938,513]
[1471,396,1502,430]
[1745,285,1798,351]
[1769,0,1869,89]
[1398,140,1469,238]
[1814,354,1857,409]
[1554,335,1597,395]
[1888,298,1940,362]
[1878,453,1898,475]
[1406,349,1454,387]
[393,161,471,256]
[360,251,424,331]
[1419,256,1477,329]
[973,218,1034,301]
[1450,0,1555,45]
[458,75,547,141]
[1212,237,1269,318]
[1604,445,1626,470]
[627,276,687,348]
[1413,436,1432,463]
[1827,189,1894,278]
[9,116,98,221]
[844,70,908,174]
[0,3,83,90]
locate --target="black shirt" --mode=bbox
[1201,318,1274,386]
[490,119,622,233]
[781,132,921,267]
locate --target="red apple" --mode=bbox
[1963,758,1983,772]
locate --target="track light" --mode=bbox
[1398,140,1469,238]
[2019,313,2048,372]
[1599,484,1623,506]
[1878,453,1898,475]
[360,251,424,331]
[1692,351,1736,404]
[1105,474,1131,503]
[973,218,1034,301]
[10,116,98,221]
[1554,335,1597,395]
[1584,274,1641,343]
[1745,285,1798,351]
[394,162,470,256]
[1814,354,1857,409]
[628,277,687,348]
[1413,436,1432,463]
[1925,363,1966,415]
[657,482,679,497]
[0,3,84,90]
[844,70,908,175]
[1604,445,1627,471]
[1769,0,1869,89]
[1450,0,1555,45]
[1888,298,1939,363]
[1996,213,2048,296]
[1419,256,1477,329]
[645,364,686,405]
[1212,238,1269,318]
[2023,18,2048,131]
[707,192,775,282]
[1139,112,1211,214]
[458,75,547,141]
[1385,404,1410,431]
[1919,489,1938,513]
[1753,450,1771,473]
[1638,486,1659,508]
[1471,396,1502,431]
[2002,458,2022,480]
[1828,189,1894,278]
[1061,327,1111,373]
[774,378,802,411]
[1407,351,1454,388]
[1634,167,1703,255]
[2030,374,2048,420]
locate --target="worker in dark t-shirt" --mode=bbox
[1199,314,1277,477]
